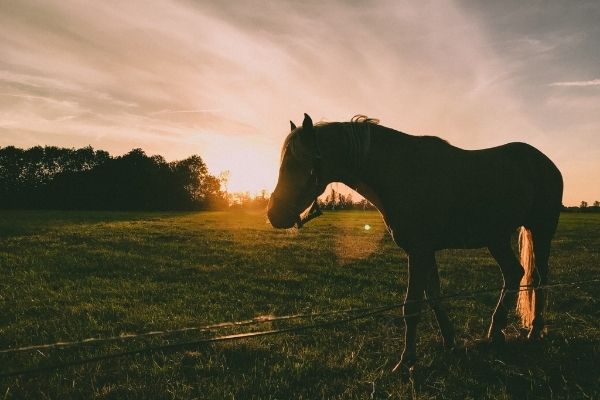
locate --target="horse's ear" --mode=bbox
[290,121,297,132]
[299,113,315,145]
[302,113,313,131]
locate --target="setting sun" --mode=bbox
[201,134,279,194]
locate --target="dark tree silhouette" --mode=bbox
[0,146,226,211]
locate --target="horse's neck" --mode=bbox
[319,123,414,215]
[344,122,372,175]
[323,122,372,184]
[341,125,413,217]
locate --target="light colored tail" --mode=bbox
[516,227,536,328]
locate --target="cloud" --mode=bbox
[1,1,531,148]
[150,109,222,115]
[549,79,600,87]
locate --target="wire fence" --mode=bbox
[1,278,598,379]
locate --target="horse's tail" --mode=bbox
[516,226,536,328]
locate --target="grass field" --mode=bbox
[0,210,598,399]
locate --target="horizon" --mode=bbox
[1,1,599,205]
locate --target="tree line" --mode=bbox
[316,187,376,211]
[0,146,227,210]
[563,201,600,213]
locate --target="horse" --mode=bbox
[267,113,563,375]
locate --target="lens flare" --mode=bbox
[364,224,371,231]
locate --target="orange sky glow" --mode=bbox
[1,1,599,205]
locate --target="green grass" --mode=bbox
[0,210,598,399]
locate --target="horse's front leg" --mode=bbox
[394,250,434,376]
[426,262,455,349]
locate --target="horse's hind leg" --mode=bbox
[425,262,455,349]
[487,238,524,345]
[528,231,552,340]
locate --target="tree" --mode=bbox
[171,155,226,210]
[218,170,230,194]
[0,146,26,208]
[0,145,226,211]
[325,187,337,210]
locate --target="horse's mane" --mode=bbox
[350,114,380,125]
[281,115,379,162]
[314,114,380,127]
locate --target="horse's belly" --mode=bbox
[435,229,488,249]
[435,214,521,249]
[389,220,491,251]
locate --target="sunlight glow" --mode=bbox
[201,135,279,194]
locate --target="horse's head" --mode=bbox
[268,113,327,229]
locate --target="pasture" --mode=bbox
[0,210,598,399]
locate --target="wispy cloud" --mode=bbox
[549,79,600,87]
[1,0,531,186]
[150,109,222,115]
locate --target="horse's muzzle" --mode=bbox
[267,207,298,229]
[267,194,299,229]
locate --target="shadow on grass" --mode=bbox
[405,333,598,399]
[179,343,358,399]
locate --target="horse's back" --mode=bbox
[463,141,562,220]
[476,142,563,206]
[379,136,563,250]
[495,142,563,231]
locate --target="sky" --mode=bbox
[0,0,598,205]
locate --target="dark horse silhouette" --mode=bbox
[268,114,563,375]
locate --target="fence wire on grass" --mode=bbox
[0,278,598,379]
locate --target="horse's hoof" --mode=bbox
[442,336,456,350]
[392,361,415,382]
[527,329,544,342]
[487,332,505,350]
[392,353,416,382]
